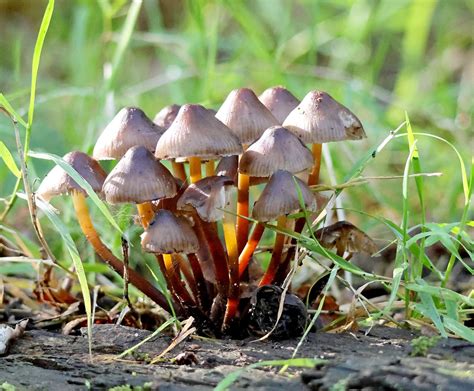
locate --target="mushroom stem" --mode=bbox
[194,217,229,295]
[162,253,196,306]
[236,172,250,253]
[171,161,187,182]
[307,143,322,186]
[187,253,210,310]
[71,192,175,313]
[222,213,240,326]
[259,216,287,286]
[136,202,155,228]
[189,156,202,183]
[155,254,183,309]
[174,253,199,303]
[238,223,265,278]
[205,160,215,177]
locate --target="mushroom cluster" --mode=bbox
[37,87,367,337]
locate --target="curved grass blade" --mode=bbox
[0,141,21,178]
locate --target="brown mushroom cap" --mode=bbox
[154,104,243,161]
[314,221,377,255]
[141,209,199,254]
[102,146,177,204]
[37,151,107,201]
[177,176,234,222]
[258,86,300,124]
[239,126,313,177]
[283,91,366,143]
[153,104,181,129]
[215,88,279,144]
[93,107,164,160]
[252,170,317,222]
[216,155,239,182]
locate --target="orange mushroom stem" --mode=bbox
[136,202,155,228]
[236,172,250,253]
[259,216,288,286]
[172,161,188,182]
[307,143,322,186]
[238,222,265,277]
[189,156,202,183]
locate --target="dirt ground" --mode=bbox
[0,324,473,390]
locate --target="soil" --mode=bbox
[0,324,473,390]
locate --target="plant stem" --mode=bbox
[308,143,322,186]
[205,160,215,177]
[238,223,265,277]
[187,253,210,310]
[222,212,239,326]
[260,216,287,286]
[171,161,187,182]
[162,253,195,305]
[189,156,202,183]
[71,191,175,313]
[236,172,250,253]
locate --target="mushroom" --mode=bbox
[36,151,173,312]
[155,104,243,184]
[258,86,300,124]
[250,170,318,287]
[216,88,279,253]
[141,209,200,307]
[153,104,181,129]
[102,145,177,227]
[93,107,164,160]
[237,127,314,278]
[314,220,377,258]
[283,90,366,186]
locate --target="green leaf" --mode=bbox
[29,151,123,234]
[406,280,474,307]
[0,93,28,128]
[215,358,322,391]
[417,292,447,337]
[443,317,474,343]
[0,141,21,178]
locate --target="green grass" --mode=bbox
[0,0,472,348]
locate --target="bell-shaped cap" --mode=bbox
[141,209,199,254]
[215,88,279,144]
[177,176,234,222]
[258,86,300,124]
[252,170,317,222]
[153,104,180,129]
[314,221,377,255]
[239,126,313,177]
[155,104,243,161]
[216,155,238,182]
[283,91,366,143]
[37,151,107,201]
[93,107,164,160]
[102,146,177,204]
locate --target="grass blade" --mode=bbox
[0,141,21,178]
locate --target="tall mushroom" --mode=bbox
[251,170,318,286]
[283,90,366,186]
[102,145,177,228]
[215,88,279,253]
[36,151,173,312]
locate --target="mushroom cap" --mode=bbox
[314,221,377,255]
[258,86,300,124]
[141,209,199,254]
[154,104,243,161]
[216,155,238,182]
[153,104,181,129]
[177,176,234,222]
[239,126,313,177]
[93,107,164,160]
[215,88,279,144]
[36,151,107,202]
[102,146,177,204]
[283,91,366,143]
[252,170,317,222]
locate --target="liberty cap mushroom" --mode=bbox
[283,90,366,186]
[259,86,300,124]
[153,104,181,129]
[37,151,172,312]
[250,170,317,286]
[155,104,243,184]
[102,146,177,227]
[93,107,164,160]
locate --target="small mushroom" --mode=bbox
[153,104,181,129]
[93,107,164,160]
[258,86,300,124]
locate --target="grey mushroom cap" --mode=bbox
[258,86,300,124]
[154,104,243,161]
[239,126,313,177]
[283,91,366,144]
[177,176,234,222]
[314,221,378,255]
[102,146,177,204]
[36,151,107,202]
[153,104,181,129]
[93,107,165,160]
[215,88,279,144]
[252,170,317,222]
[141,209,199,254]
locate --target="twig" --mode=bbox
[121,237,140,326]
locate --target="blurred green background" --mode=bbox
[0,0,472,248]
